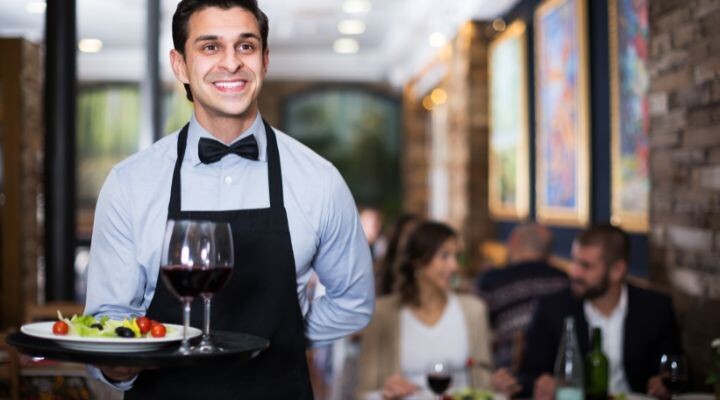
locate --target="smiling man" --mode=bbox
[83,1,375,398]
[516,224,681,400]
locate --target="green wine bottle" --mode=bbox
[585,327,609,400]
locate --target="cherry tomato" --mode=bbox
[52,321,69,335]
[150,319,161,327]
[150,323,166,338]
[136,316,151,335]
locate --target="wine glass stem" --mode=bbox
[180,299,191,353]
[202,296,212,340]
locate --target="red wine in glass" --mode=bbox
[161,220,232,355]
[426,361,452,399]
[427,373,452,395]
[195,222,234,353]
[660,354,687,400]
[160,265,214,299]
[203,266,233,294]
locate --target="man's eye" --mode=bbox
[203,44,217,51]
[239,43,254,51]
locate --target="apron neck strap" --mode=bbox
[168,119,284,216]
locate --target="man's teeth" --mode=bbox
[215,81,245,88]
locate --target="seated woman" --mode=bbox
[357,221,518,399]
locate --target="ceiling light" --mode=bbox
[333,38,359,54]
[492,18,507,32]
[429,32,447,48]
[25,1,46,13]
[431,88,447,105]
[338,19,366,35]
[78,38,103,53]
[342,0,372,14]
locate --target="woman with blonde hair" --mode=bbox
[358,221,519,399]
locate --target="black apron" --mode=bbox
[126,121,313,399]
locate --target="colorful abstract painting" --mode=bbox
[610,0,649,232]
[488,21,529,221]
[534,0,590,226]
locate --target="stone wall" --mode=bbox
[648,0,720,388]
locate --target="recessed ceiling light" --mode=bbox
[333,38,359,54]
[78,38,103,53]
[338,19,366,35]
[492,18,507,32]
[25,1,46,13]
[342,0,372,14]
[429,32,447,48]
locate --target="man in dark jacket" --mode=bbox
[518,224,681,399]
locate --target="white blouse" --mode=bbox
[399,293,470,392]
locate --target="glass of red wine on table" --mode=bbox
[659,354,687,400]
[160,219,234,355]
[427,361,452,399]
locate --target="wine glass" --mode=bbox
[195,222,234,353]
[426,361,452,399]
[160,220,232,355]
[659,354,688,400]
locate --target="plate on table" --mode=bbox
[21,321,201,353]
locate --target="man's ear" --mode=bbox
[610,259,627,282]
[262,48,269,75]
[170,49,190,84]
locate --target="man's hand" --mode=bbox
[491,368,522,396]
[533,373,556,400]
[98,365,143,383]
[647,375,671,400]
[382,372,417,400]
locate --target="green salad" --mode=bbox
[452,388,494,400]
[55,311,169,338]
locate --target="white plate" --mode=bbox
[21,321,202,353]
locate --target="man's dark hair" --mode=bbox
[576,224,630,267]
[172,0,269,101]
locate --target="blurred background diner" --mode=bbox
[1,0,720,399]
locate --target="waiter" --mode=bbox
[83,0,375,398]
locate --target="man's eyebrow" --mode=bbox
[193,33,260,43]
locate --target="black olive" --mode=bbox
[115,326,135,338]
[90,323,103,330]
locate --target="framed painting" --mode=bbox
[488,20,530,221]
[609,0,649,233]
[534,0,590,227]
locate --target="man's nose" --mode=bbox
[219,48,243,72]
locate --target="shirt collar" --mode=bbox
[584,284,628,322]
[186,112,268,166]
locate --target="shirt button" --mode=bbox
[224,176,233,185]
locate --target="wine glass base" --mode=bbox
[192,340,225,353]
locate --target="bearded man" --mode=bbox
[516,224,681,400]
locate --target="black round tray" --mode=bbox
[5,330,269,368]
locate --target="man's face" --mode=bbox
[569,242,610,300]
[170,6,268,127]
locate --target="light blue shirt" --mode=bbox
[85,113,375,387]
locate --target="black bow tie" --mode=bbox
[198,135,259,164]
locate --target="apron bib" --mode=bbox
[126,121,313,399]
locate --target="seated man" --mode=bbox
[518,224,681,399]
[476,223,568,371]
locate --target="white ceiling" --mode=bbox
[0,0,520,87]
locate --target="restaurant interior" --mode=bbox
[0,0,719,399]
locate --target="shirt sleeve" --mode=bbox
[304,166,375,347]
[84,168,147,320]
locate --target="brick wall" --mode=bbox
[0,39,43,328]
[648,0,720,387]
[402,22,494,271]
